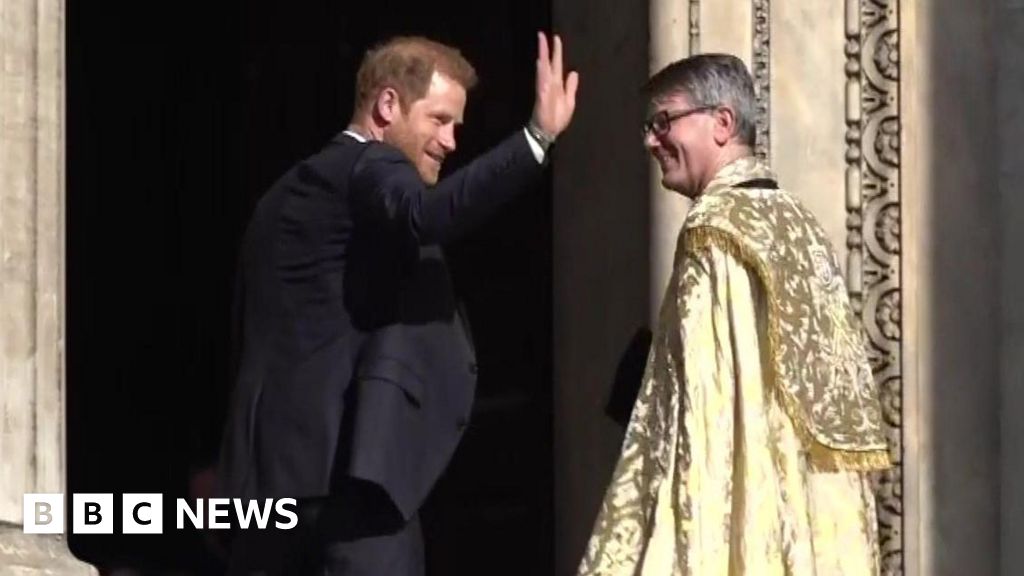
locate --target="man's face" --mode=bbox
[643,93,717,198]
[384,71,466,185]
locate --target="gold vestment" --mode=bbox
[579,157,890,575]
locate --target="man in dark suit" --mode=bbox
[218,33,578,575]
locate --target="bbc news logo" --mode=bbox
[23,494,298,534]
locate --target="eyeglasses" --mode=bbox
[642,106,717,137]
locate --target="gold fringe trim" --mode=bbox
[686,226,891,473]
[807,442,892,472]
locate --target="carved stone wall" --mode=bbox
[845,0,903,573]
[689,0,700,53]
[686,0,909,570]
[752,0,770,161]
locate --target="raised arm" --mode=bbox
[349,31,580,248]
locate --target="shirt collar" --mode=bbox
[342,129,368,143]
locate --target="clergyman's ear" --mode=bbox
[712,105,737,146]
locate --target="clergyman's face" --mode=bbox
[643,93,717,198]
[384,71,466,185]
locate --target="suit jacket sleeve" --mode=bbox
[349,131,543,248]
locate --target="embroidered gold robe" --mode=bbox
[578,157,891,575]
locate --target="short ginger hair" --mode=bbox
[354,36,478,113]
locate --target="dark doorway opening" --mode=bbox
[67,1,553,574]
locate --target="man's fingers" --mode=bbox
[566,70,580,110]
[537,32,549,71]
[552,34,563,81]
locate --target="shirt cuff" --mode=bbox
[523,128,546,164]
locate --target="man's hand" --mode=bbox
[531,32,579,138]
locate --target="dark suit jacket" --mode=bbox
[217,130,543,523]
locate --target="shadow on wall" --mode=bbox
[921,0,1000,573]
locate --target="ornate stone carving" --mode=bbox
[876,289,901,341]
[876,203,900,257]
[689,0,701,54]
[752,0,770,161]
[874,29,900,82]
[846,0,902,573]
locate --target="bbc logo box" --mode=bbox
[24,493,164,534]
[23,493,63,534]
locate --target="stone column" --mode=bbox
[648,1,692,322]
[999,0,1024,573]
[903,0,1000,574]
[0,0,93,571]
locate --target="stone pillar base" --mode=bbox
[0,523,97,575]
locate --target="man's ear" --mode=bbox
[373,87,402,125]
[712,105,737,146]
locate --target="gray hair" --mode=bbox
[643,54,757,147]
